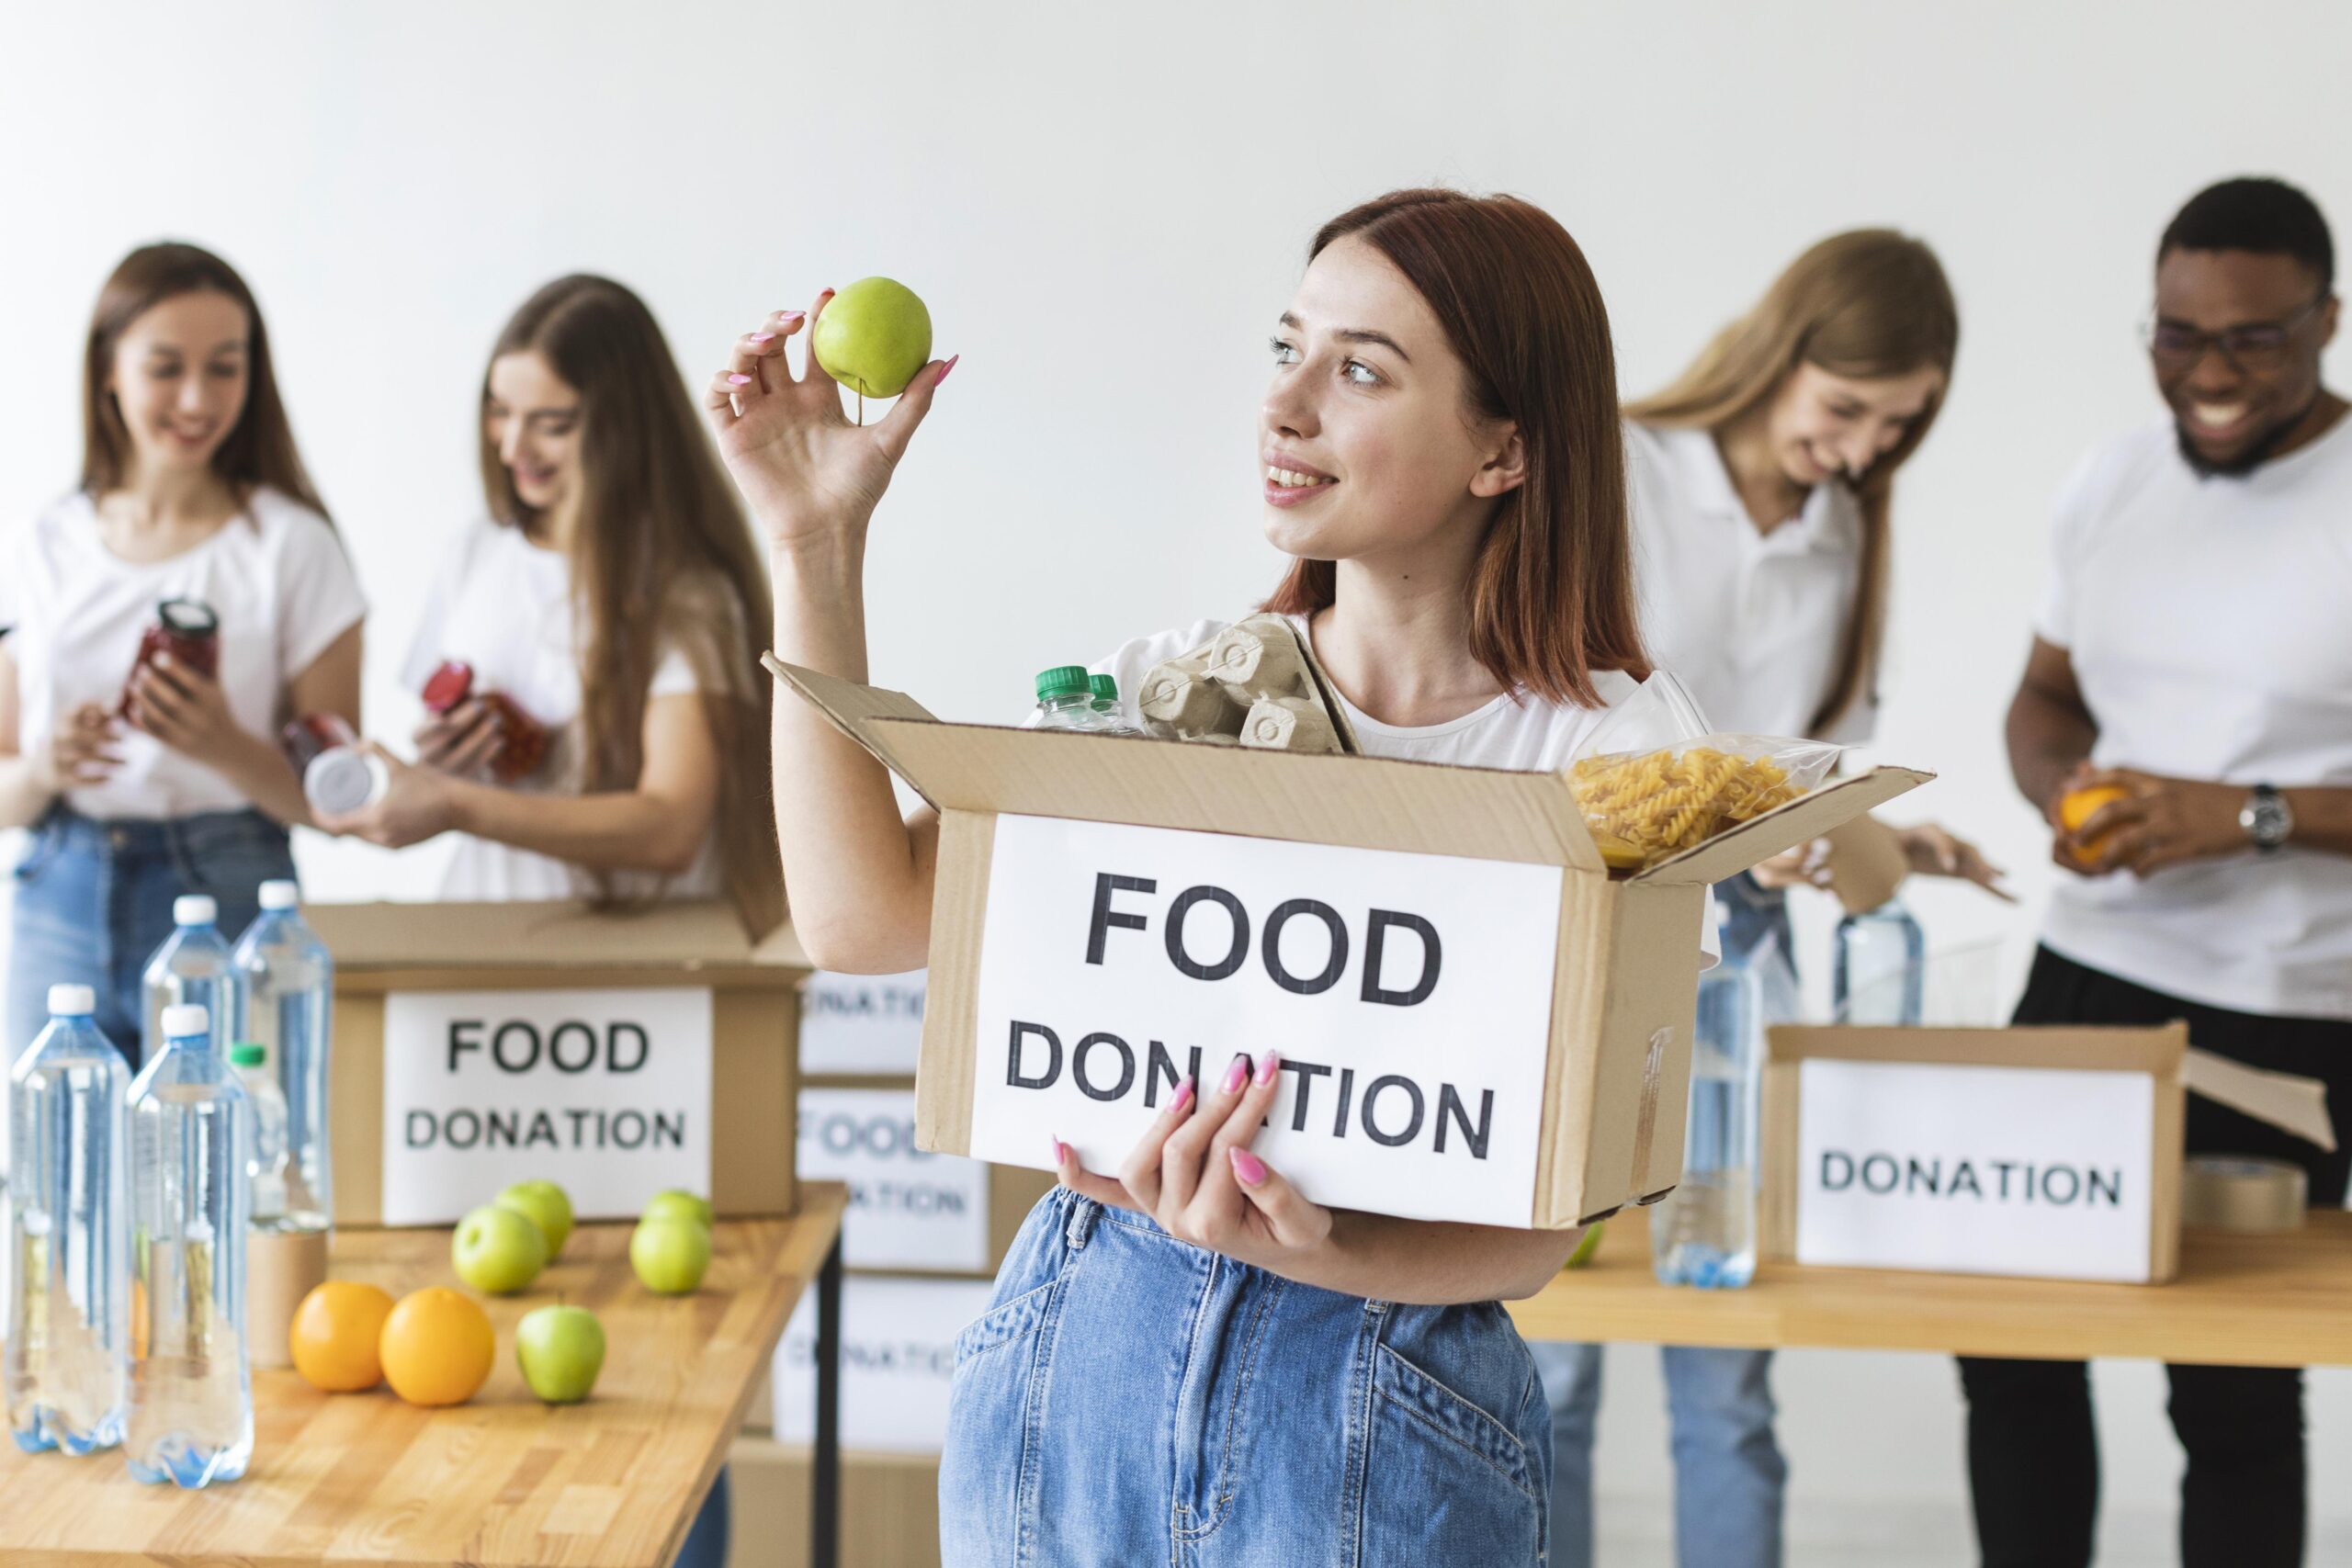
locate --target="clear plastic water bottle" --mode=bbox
[1033,666,1103,731]
[230,882,333,1232]
[141,897,238,1066]
[227,1045,288,1228]
[1087,673,1142,736]
[6,986,132,1455]
[125,1004,253,1488]
[1652,924,1764,1289]
[1833,897,1927,1026]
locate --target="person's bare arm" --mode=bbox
[130,621,364,828]
[2006,636,2097,822]
[0,641,61,828]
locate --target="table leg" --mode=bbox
[812,1232,842,1568]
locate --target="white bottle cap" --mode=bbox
[47,984,96,1016]
[162,1003,210,1040]
[303,748,389,816]
[259,879,300,911]
[174,895,218,927]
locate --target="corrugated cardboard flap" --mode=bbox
[1630,766,1935,886]
[1770,1022,2188,1075]
[763,656,946,805]
[308,900,812,974]
[2185,1049,2335,1151]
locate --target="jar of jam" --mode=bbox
[118,597,220,720]
[421,660,550,784]
[279,714,387,814]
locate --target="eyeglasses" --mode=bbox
[2142,297,2326,372]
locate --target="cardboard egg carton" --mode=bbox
[1136,615,1362,755]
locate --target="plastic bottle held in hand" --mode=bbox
[6,986,132,1455]
[1088,673,1143,736]
[1833,897,1927,1026]
[117,598,219,722]
[1652,922,1765,1289]
[229,882,332,1232]
[1032,667,1104,732]
[141,897,238,1066]
[226,1045,288,1227]
[125,1004,253,1488]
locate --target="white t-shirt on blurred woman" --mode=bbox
[401,517,718,904]
[0,487,366,820]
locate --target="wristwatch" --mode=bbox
[2240,784,2293,853]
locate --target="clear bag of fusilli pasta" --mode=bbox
[1569,672,1842,871]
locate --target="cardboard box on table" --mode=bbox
[772,660,1928,1229]
[310,900,809,1228]
[1759,1024,2337,1283]
[726,1438,941,1568]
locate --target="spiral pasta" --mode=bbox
[1570,746,1802,869]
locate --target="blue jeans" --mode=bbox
[672,1467,729,1568]
[940,1187,1551,1566]
[6,805,293,1066]
[1531,873,1792,1568]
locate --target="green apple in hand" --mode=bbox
[515,1303,606,1404]
[496,1179,574,1260]
[452,1203,548,1294]
[640,1190,714,1232]
[811,276,933,399]
[630,1216,713,1295]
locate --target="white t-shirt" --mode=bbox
[1088,615,1716,964]
[401,518,718,904]
[2035,415,2352,1020]
[0,488,366,820]
[1625,422,1876,743]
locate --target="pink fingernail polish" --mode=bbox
[728,373,752,386]
[1221,1055,1250,1094]
[1256,1050,1282,1087]
[749,332,776,344]
[1230,1147,1267,1186]
[1169,1077,1194,1114]
[779,310,806,323]
[935,354,960,386]
[1049,1134,1065,1166]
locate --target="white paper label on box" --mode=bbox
[967,815,1565,1226]
[799,1087,989,1270]
[379,987,713,1225]
[799,970,928,1076]
[774,1277,995,1452]
[1794,1058,2156,1281]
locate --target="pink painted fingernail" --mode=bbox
[1169,1076,1194,1114]
[1229,1147,1267,1186]
[1221,1055,1250,1094]
[1255,1050,1282,1087]
[1049,1134,1066,1166]
[728,373,752,386]
[749,332,776,344]
[779,310,806,323]
[934,354,960,386]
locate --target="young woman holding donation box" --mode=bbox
[713,189,1704,1564]
[0,243,364,1063]
[1532,231,2002,1568]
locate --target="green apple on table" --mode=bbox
[515,1303,606,1404]
[810,276,933,399]
[495,1179,575,1260]
[640,1189,714,1232]
[451,1203,548,1294]
[630,1215,714,1295]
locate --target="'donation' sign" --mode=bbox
[967,815,1565,1226]
[380,987,714,1224]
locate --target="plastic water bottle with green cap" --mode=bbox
[6,984,131,1455]
[1032,667,1105,732]
[1088,673,1142,736]
[141,896,237,1066]
[227,1044,289,1227]
[231,881,333,1232]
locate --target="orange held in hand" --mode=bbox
[289,1280,396,1393]
[379,1287,496,1407]
[2060,784,2132,861]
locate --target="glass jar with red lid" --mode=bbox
[421,660,550,784]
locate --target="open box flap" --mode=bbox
[2185,1048,2336,1151]
[764,656,946,807]
[1629,767,1935,886]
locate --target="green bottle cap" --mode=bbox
[1089,674,1118,702]
[1035,665,1092,701]
[230,1043,266,1068]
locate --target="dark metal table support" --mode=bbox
[812,1231,843,1568]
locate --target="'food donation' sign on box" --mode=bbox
[773,660,1926,1230]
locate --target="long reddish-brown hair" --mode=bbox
[80,242,327,517]
[1262,189,1648,707]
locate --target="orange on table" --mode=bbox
[379,1287,496,1407]
[2060,784,2132,857]
[290,1280,396,1393]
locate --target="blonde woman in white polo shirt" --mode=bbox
[1533,231,2001,1568]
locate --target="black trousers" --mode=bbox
[1958,946,2352,1568]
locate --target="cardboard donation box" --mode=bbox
[772,660,1927,1229]
[1761,1025,2337,1283]
[309,901,809,1227]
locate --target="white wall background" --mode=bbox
[3,3,2346,1560]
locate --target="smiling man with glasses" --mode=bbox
[1980,175,2352,1568]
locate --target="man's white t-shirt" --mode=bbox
[401,518,719,903]
[2035,414,2352,1020]
[0,488,366,819]
[1087,615,1716,964]
[1624,422,1876,743]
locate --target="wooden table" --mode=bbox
[1509,1210,2352,1368]
[0,1183,849,1568]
